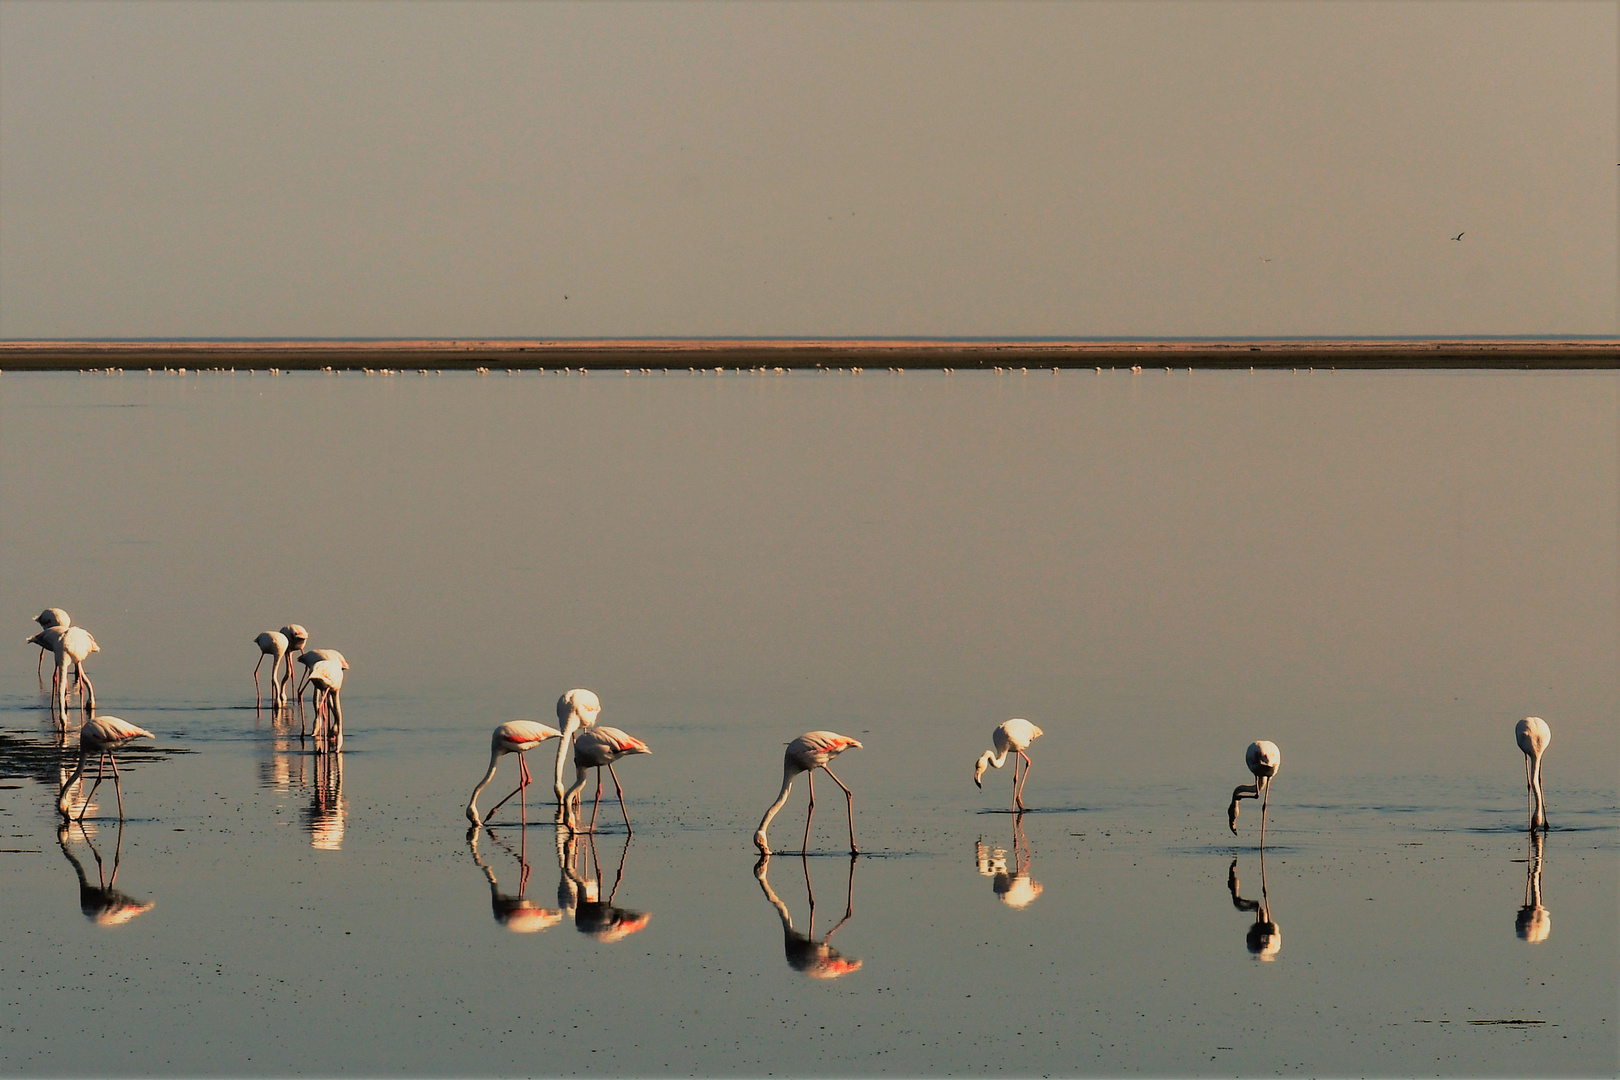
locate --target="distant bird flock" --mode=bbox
[27,605,1557,856]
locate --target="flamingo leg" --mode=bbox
[1016,751,1034,810]
[589,770,603,833]
[607,763,632,836]
[820,764,858,854]
[38,647,46,684]
[1258,778,1270,848]
[109,753,125,819]
[253,655,264,702]
[802,770,816,854]
[79,752,109,822]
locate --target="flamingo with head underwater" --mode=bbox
[1514,716,1551,831]
[58,716,154,821]
[551,689,603,807]
[253,631,288,707]
[32,608,70,680]
[1227,740,1281,843]
[563,727,651,835]
[755,731,863,855]
[974,718,1043,810]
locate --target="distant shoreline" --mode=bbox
[1,339,1616,370]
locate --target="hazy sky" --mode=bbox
[1,1,1614,339]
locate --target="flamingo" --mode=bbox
[52,626,99,720]
[277,624,308,697]
[307,659,345,752]
[32,608,70,679]
[465,720,564,826]
[1514,716,1551,830]
[58,715,155,820]
[1227,741,1281,843]
[551,688,603,806]
[754,731,863,855]
[294,648,348,708]
[253,631,289,707]
[563,727,651,834]
[974,718,1044,810]
[27,626,66,688]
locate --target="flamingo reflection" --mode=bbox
[1515,831,1551,944]
[468,826,563,933]
[1227,856,1281,960]
[975,811,1043,908]
[57,819,154,926]
[753,853,861,978]
[555,827,650,942]
[304,750,345,850]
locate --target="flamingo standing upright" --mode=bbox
[754,731,863,855]
[1227,741,1281,843]
[465,720,563,826]
[277,624,308,698]
[58,715,155,820]
[1514,716,1551,830]
[32,608,70,679]
[253,631,289,707]
[551,689,602,807]
[974,718,1044,810]
[563,727,651,834]
[52,626,99,720]
[307,659,345,752]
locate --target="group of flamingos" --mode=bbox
[31,607,1557,841]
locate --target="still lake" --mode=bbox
[0,367,1615,1076]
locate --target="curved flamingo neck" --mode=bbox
[755,765,800,846]
[466,746,504,823]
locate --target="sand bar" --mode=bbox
[1,338,1615,371]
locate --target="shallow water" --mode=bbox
[0,368,1615,1076]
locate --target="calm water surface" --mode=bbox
[0,369,1615,1076]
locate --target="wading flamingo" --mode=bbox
[308,659,345,752]
[1227,740,1281,843]
[277,624,308,696]
[466,720,563,826]
[294,648,348,708]
[253,631,289,707]
[563,727,651,834]
[974,718,1044,810]
[1514,716,1551,830]
[755,731,863,855]
[32,608,70,679]
[52,626,99,720]
[551,689,603,806]
[58,715,154,820]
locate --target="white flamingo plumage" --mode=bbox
[974,718,1044,810]
[1227,741,1281,843]
[307,659,345,752]
[465,720,564,826]
[277,624,308,696]
[1514,716,1551,830]
[32,608,70,679]
[564,727,651,834]
[551,689,603,805]
[58,715,154,820]
[754,731,863,855]
[294,648,348,706]
[51,626,100,720]
[253,631,288,707]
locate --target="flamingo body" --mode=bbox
[58,716,154,819]
[465,720,564,825]
[1514,716,1551,830]
[754,731,863,854]
[53,626,100,717]
[253,631,289,706]
[565,727,651,833]
[1227,740,1281,841]
[277,624,308,693]
[974,718,1044,809]
[308,659,345,751]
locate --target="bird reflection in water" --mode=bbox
[753,853,862,978]
[1227,856,1281,960]
[468,826,563,933]
[303,750,345,850]
[975,811,1043,908]
[1515,830,1551,944]
[56,763,98,824]
[556,827,650,943]
[258,723,308,793]
[57,819,154,926]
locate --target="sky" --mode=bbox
[1,1,1615,340]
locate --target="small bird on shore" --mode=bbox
[1452,232,1465,241]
